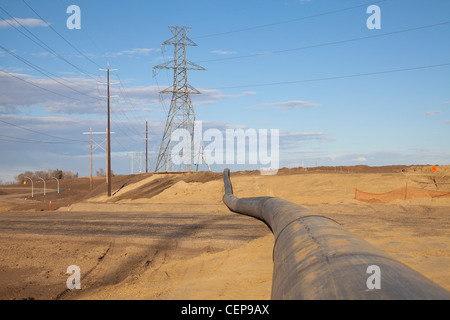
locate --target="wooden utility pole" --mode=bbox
[146,120,148,173]
[106,62,111,196]
[90,128,93,191]
[83,129,116,192]
[98,62,117,196]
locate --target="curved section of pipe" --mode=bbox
[222,168,450,300]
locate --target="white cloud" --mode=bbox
[0,71,231,114]
[249,100,321,111]
[190,88,232,106]
[323,154,368,163]
[0,17,49,28]
[285,149,323,154]
[113,48,158,57]
[280,131,328,139]
[0,71,101,114]
[230,91,257,98]
[279,131,331,150]
[424,110,442,116]
[153,55,173,62]
[326,154,340,161]
[210,50,237,55]
[1,67,26,72]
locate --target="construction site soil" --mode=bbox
[0,165,448,300]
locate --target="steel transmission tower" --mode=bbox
[153,26,210,172]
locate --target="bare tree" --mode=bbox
[96,168,106,177]
[14,169,78,183]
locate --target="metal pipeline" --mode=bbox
[222,168,450,300]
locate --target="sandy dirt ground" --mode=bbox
[0,165,449,300]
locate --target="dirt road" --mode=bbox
[0,207,272,300]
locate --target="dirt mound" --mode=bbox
[84,165,450,207]
[108,176,182,202]
[181,171,222,183]
[276,165,412,175]
[3,165,450,211]
[405,165,450,175]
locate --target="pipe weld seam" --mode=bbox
[271,215,341,261]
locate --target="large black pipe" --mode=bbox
[222,168,450,300]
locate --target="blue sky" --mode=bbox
[0,0,449,182]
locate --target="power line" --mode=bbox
[109,112,142,143]
[0,44,98,101]
[0,137,48,144]
[111,135,129,152]
[96,70,144,144]
[110,102,143,138]
[0,8,97,80]
[0,133,77,144]
[153,48,172,113]
[198,21,450,64]
[21,0,101,69]
[0,69,82,101]
[1,69,109,132]
[113,72,146,135]
[99,71,149,145]
[211,62,450,90]
[116,73,146,119]
[0,118,87,143]
[81,31,143,151]
[194,0,387,39]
